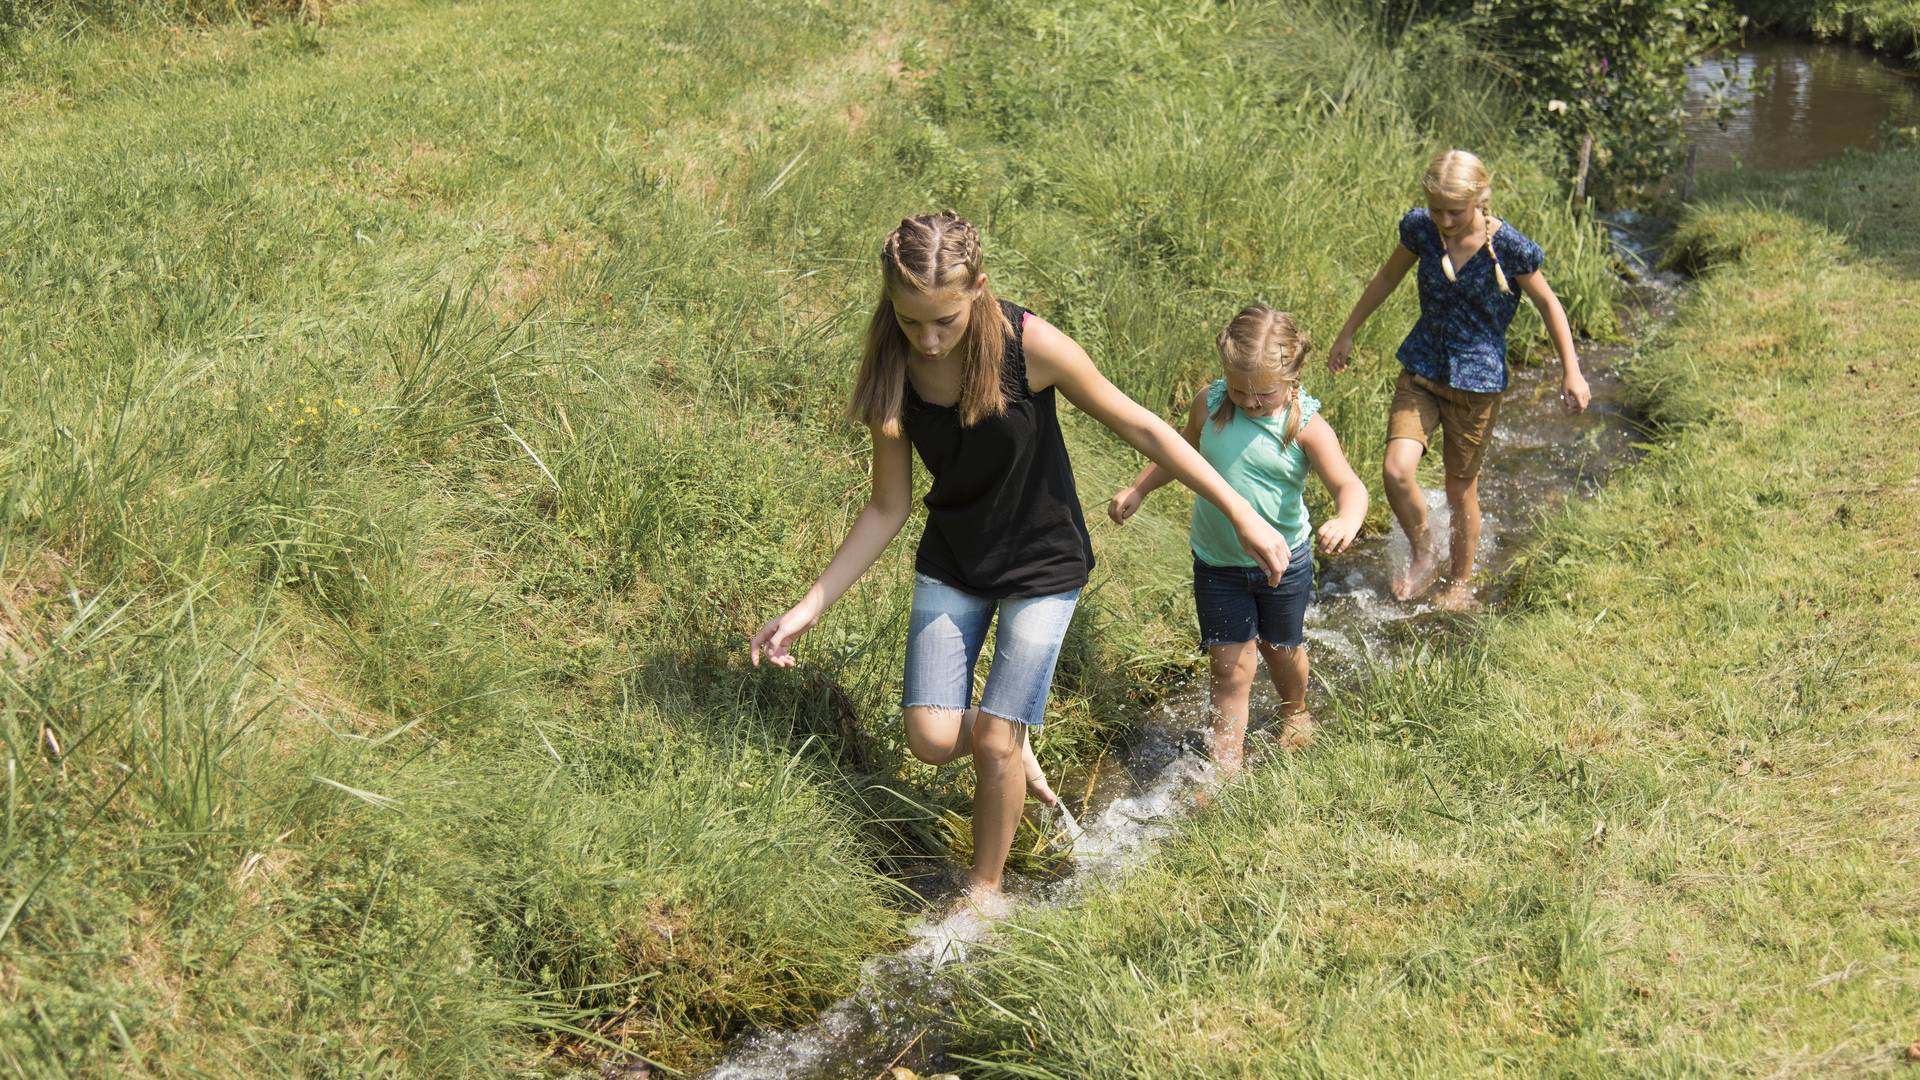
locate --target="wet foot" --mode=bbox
[1392,533,1442,600]
[1432,580,1480,611]
[1023,740,1058,807]
[1277,710,1316,751]
[959,882,1012,920]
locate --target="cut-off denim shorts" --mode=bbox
[1193,539,1314,650]
[902,573,1082,730]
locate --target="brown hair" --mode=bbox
[1212,304,1312,446]
[849,211,1011,435]
[1421,148,1510,294]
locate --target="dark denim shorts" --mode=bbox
[1193,540,1314,649]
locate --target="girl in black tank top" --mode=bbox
[751,212,1291,905]
[904,299,1094,598]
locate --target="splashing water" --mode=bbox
[698,251,1665,1080]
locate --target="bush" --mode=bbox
[1388,0,1741,200]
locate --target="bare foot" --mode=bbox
[1277,711,1316,752]
[1431,580,1480,611]
[1022,739,1058,807]
[1392,532,1442,601]
[959,882,1012,920]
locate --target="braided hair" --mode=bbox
[1423,149,1511,295]
[851,211,1012,434]
[1212,304,1313,446]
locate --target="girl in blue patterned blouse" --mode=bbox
[1327,149,1592,608]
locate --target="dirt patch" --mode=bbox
[489,230,599,317]
[334,139,459,208]
[0,550,72,670]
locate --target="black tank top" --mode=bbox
[902,301,1095,598]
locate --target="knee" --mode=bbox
[1383,454,1419,489]
[903,707,960,765]
[970,713,1023,766]
[1444,476,1478,505]
[1209,650,1257,689]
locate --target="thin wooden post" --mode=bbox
[1573,134,1594,200]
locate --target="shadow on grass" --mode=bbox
[1681,143,1920,277]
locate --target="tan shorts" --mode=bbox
[1387,371,1503,484]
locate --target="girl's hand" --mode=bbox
[1562,370,1591,414]
[1107,487,1144,525]
[1316,516,1360,556]
[750,599,821,668]
[1326,334,1355,374]
[1233,513,1290,585]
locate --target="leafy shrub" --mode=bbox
[1387,0,1742,200]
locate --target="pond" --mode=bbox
[1684,38,1920,171]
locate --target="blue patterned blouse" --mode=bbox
[1394,207,1544,393]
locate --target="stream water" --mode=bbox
[1684,38,1920,172]
[694,271,1670,1080]
[689,38,1917,1080]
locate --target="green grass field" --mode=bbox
[945,149,1920,1077]
[3,0,1911,1076]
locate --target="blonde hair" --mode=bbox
[1212,304,1311,446]
[1421,149,1510,294]
[849,211,1010,435]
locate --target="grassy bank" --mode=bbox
[946,148,1920,1075]
[1737,0,1920,59]
[0,0,1621,1073]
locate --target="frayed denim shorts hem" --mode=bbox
[901,574,1081,731]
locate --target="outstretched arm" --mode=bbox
[1516,270,1590,413]
[1108,389,1208,525]
[750,425,913,667]
[1023,315,1290,583]
[1328,244,1417,373]
[1295,415,1368,555]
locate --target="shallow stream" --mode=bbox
[692,38,1920,1079]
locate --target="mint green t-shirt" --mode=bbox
[1189,380,1317,567]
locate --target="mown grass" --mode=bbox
[0,0,1622,1073]
[946,148,1920,1076]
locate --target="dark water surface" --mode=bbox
[1685,39,1920,171]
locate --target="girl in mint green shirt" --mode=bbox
[1109,305,1369,777]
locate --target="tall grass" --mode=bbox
[0,0,1623,1072]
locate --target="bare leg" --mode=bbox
[903,706,1055,805]
[1257,641,1308,715]
[1434,474,1482,610]
[966,710,1027,896]
[1022,729,1058,808]
[903,705,973,767]
[1206,642,1259,779]
[1384,438,1441,600]
[1258,641,1315,750]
